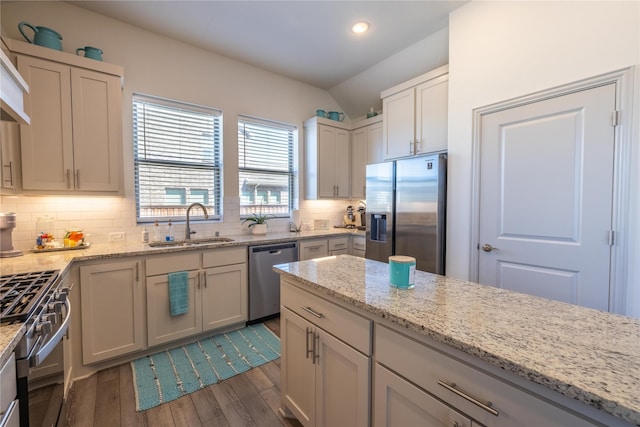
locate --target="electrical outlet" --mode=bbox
[109,232,125,241]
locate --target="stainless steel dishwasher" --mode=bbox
[248,242,298,322]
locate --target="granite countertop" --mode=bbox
[0,229,361,368]
[273,255,640,426]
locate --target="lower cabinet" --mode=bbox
[328,236,349,256]
[281,281,371,427]
[80,259,145,364]
[351,235,365,258]
[374,363,472,427]
[146,247,247,347]
[299,239,329,260]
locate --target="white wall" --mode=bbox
[1,1,352,249]
[447,1,640,316]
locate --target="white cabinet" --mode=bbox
[374,363,472,427]
[0,353,18,427]
[375,324,597,427]
[350,116,383,199]
[351,235,365,258]
[304,117,351,199]
[328,236,349,256]
[281,281,371,427]
[146,247,247,346]
[80,259,145,364]
[382,65,448,160]
[0,123,18,193]
[299,239,329,261]
[12,39,123,194]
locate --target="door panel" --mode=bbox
[479,83,615,311]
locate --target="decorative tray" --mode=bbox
[31,242,91,253]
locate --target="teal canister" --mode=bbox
[328,111,345,122]
[389,256,416,289]
[316,109,326,118]
[18,22,63,51]
[76,46,103,61]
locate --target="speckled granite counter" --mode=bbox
[0,229,360,368]
[273,255,640,426]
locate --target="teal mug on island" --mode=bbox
[18,22,63,51]
[76,46,103,61]
[328,111,345,122]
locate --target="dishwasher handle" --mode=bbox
[250,242,298,253]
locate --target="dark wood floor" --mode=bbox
[55,317,303,427]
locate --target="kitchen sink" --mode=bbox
[148,237,234,247]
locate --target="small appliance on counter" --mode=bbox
[343,205,357,229]
[0,212,22,257]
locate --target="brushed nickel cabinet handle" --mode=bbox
[305,327,313,359]
[135,262,139,282]
[313,332,319,364]
[301,306,324,319]
[203,272,207,288]
[66,169,71,189]
[437,380,499,416]
[75,169,79,189]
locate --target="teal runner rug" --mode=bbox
[131,323,280,411]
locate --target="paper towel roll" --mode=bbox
[291,209,301,226]
[389,256,416,289]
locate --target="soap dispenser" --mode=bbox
[166,219,174,242]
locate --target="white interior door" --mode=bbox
[478,83,616,311]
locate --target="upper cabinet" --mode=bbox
[5,38,124,195]
[350,115,383,199]
[304,117,351,199]
[381,65,448,160]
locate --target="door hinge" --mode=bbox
[612,110,620,126]
[608,230,615,246]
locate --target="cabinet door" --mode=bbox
[383,88,415,160]
[316,328,370,427]
[334,128,350,198]
[415,75,448,154]
[0,123,18,192]
[367,121,384,165]
[299,239,328,260]
[281,307,315,427]
[202,263,248,331]
[351,128,366,199]
[146,271,201,346]
[374,364,472,427]
[318,125,337,198]
[80,260,145,364]
[18,55,73,191]
[70,68,121,192]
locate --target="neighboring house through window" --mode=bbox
[238,116,295,218]
[133,94,222,223]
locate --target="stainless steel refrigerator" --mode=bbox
[365,153,447,274]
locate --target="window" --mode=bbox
[133,94,222,222]
[238,116,295,218]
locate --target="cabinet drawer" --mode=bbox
[0,353,16,416]
[282,280,370,355]
[352,236,365,251]
[375,325,595,427]
[202,246,246,268]
[146,252,200,276]
[328,237,349,251]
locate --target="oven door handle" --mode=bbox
[29,298,71,367]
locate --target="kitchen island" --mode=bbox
[274,255,640,426]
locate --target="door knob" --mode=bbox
[482,243,498,252]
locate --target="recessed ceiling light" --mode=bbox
[352,21,369,34]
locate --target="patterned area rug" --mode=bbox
[131,323,280,411]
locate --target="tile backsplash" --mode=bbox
[1,195,358,251]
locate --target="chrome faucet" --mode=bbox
[185,203,209,240]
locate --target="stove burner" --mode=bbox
[0,270,59,323]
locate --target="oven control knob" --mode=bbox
[55,289,68,302]
[48,301,64,313]
[43,313,58,325]
[36,321,52,335]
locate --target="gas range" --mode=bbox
[1,270,71,427]
[1,270,60,324]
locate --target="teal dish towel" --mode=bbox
[168,271,189,316]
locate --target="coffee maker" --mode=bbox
[0,212,22,257]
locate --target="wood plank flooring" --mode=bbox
[57,317,303,427]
